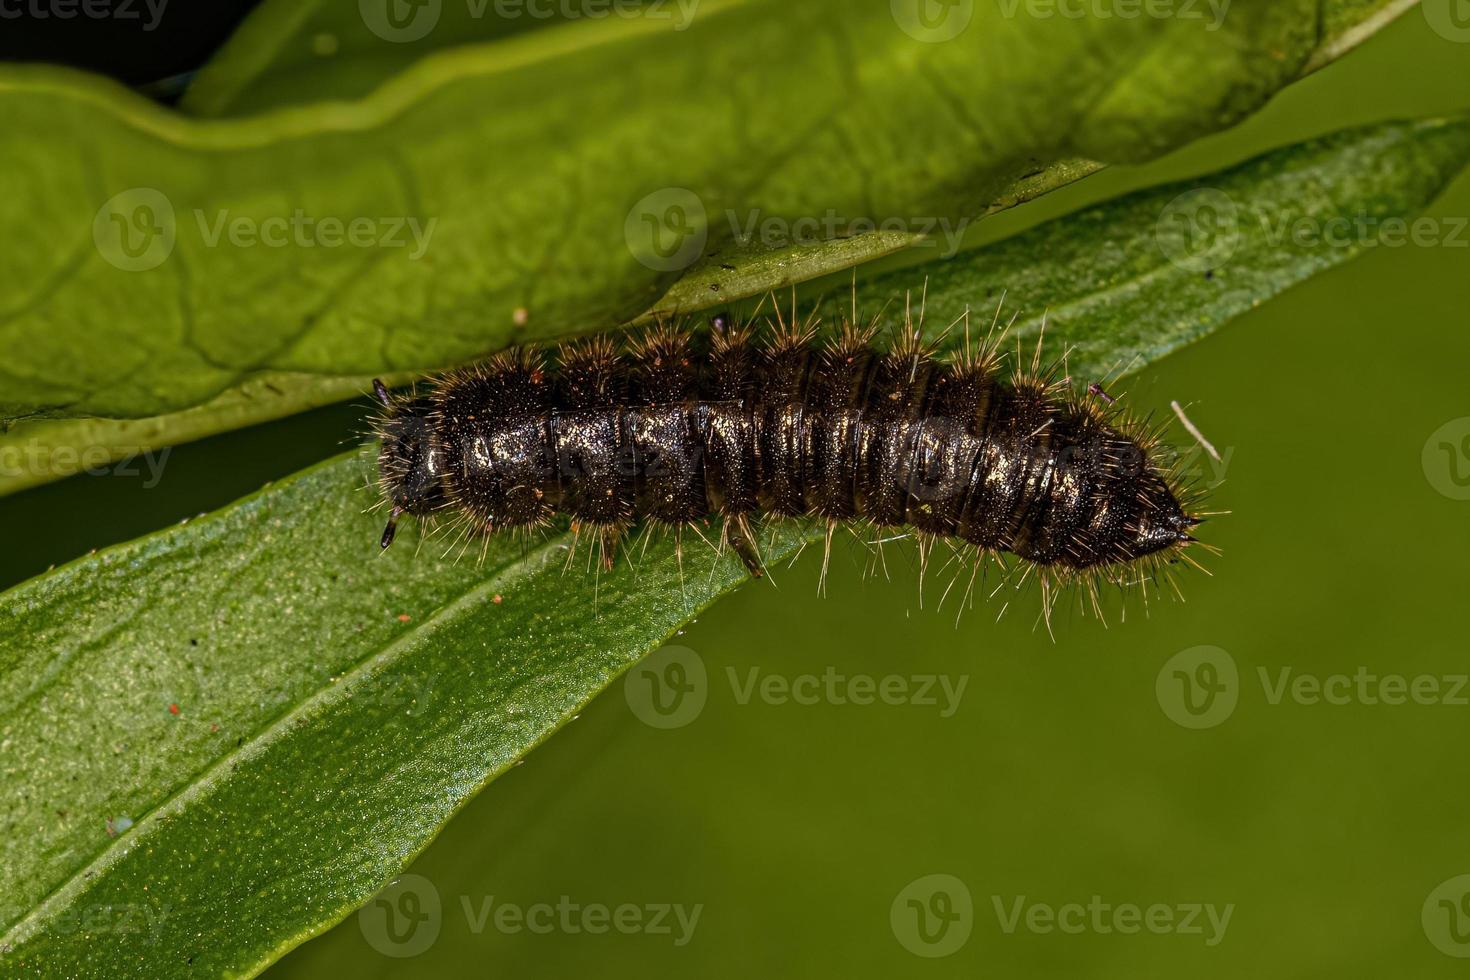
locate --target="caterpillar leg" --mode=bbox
[380,506,404,550]
[724,515,764,578]
[570,521,625,572]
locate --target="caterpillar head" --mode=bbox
[372,379,446,550]
[1123,475,1202,560]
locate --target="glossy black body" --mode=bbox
[377,332,1194,570]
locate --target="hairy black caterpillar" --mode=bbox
[371,302,1210,617]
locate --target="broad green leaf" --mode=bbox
[179,0,1411,118]
[2,113,1465,977]
[818,115,1470,382]
[4,0,1348,423]
[181,0,706,117]
[177,0,1418,326]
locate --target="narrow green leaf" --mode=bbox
[1304,0,1422,74]
[0,454,809,977]
[0,371,414,497]
[2,113,1465,976]
[822,115,1470,382]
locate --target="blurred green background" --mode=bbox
[6,10,1470,977]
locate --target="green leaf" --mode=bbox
[0,374,353,496]
[2,112,1465,976]
[4,0,1360,423]
[177,0,1410,118]
[181,0,706,117]
[1304,0,1422,74]
[820,115,1470,382]
[0,453,810,977]
[0,370,415,497]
